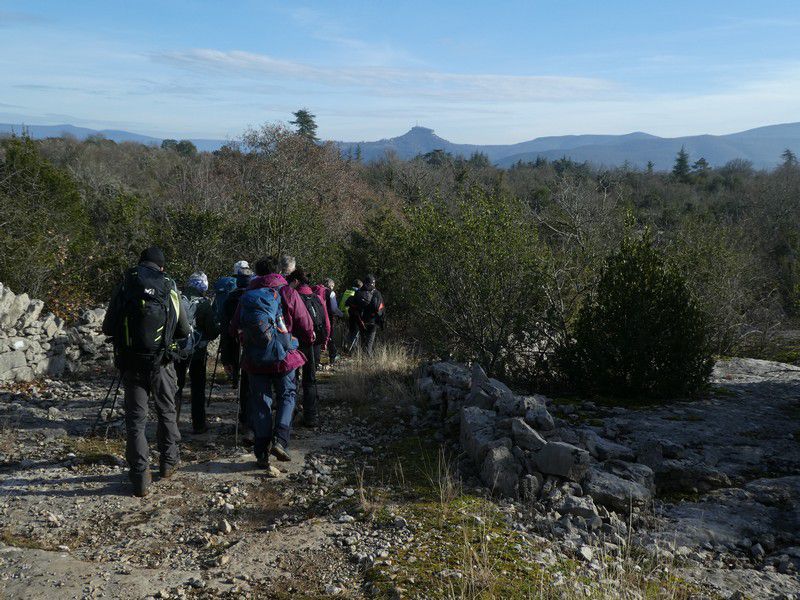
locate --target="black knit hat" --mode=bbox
[139,246,166,268]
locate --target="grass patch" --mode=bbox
[63,437,124,466]
[334,343,420,418]
[0,529,52,550]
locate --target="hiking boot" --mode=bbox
[192,424,208,435]
[159,461,180,479]
[302,413,319,428]
[255,456,280,477]
[270,441,292,462]
[241,428,255,447]
[131,469,152,498]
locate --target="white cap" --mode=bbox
[234,260,250,275]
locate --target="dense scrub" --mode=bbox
[2,127,799,396]
[558,232,713,398]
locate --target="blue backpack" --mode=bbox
[238,286,298,367]
[212,276,237,325]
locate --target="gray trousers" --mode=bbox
[123,363,180,475]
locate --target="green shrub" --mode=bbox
[358,188,548,376]
[560,232,713,399]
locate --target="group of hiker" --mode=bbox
[101,246,386,497]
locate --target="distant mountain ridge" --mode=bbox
[0,123,228,153]
[336,123,800,170]
[3,121,800,169]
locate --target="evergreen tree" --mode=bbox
[290,109,318,142]
[692,157,709,173]
[672,146,691,181]
[782,148,798,167]
[646,160,655,174]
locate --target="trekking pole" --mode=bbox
[176,384,183,422]
[90,372,120,435]
[103,379,123,439]
[207,343,221,408]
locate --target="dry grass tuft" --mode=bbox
[334,343,420,411]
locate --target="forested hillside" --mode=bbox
[2,124,799,388]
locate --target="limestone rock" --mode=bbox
[584,467,653,513]
[579,429,635,461]
[533,442,590,482]
[429,362,471,390]
[480,445,521,498]
[511,418,547,451]
[554,494,599,519]
[602,459,655,492]
[523,396,555,431]
[460,406,497,465]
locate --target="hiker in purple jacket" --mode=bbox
[229,256,313,470]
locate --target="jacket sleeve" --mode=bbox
[282,287,315,344]
[329,291,344,318]
[170,284,192,340]
[102,282,123,337]
[317,289,332,345]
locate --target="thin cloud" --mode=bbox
[152,48,617,102]
[0,11,52,27]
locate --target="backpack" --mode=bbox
[115,265,178,369]
[212,276,237,326]
[300,292,326,343]
[352,289,376,321]
[179,293,206,356]
[238,286,297,367]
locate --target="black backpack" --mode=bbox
[299,293,326,343]
[115,265,177,369]
[353,289,376,320]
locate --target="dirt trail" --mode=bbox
[0,367,387,599]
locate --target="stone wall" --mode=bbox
[0,283,112,382]
[418,361,656,546]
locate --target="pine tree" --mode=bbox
[672,146,690,181]
[290,109,318,142]
[782,148,798,167]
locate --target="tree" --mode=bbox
[646,160,655,174]
[692,157,709,172]
[161,139,178,151]
[290,109,318,142]
[782,148,798,167]
[672,146,690,181]
[0,136,91,299]
[175,140,197,157]
[559,231,713,399]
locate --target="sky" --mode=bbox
[1,0,799,143]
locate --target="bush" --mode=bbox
[560,232,713,399]
[360,188,548,377]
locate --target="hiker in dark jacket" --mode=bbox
[319,278,343,365]
[289,268,330,427]
[175,272,219,435]
[102,246,191,497]
[342,279,362,353]
[345,274,385,356]
[229,256,312,469]
[220,267,254,438]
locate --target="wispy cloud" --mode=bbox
[152,48,617,103]
[0,10,51,27]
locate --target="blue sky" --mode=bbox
[1,0,799,143]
